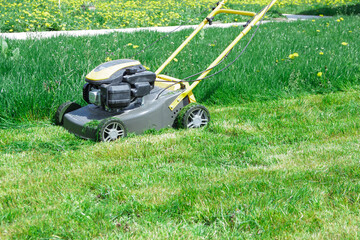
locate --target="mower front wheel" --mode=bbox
[97,118,127,142]
[177,103,210,129]
[54,102,81,126]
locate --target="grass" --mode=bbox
[1,12,360,239]
[1,90,360,238]
[1,0,360,32]
[1,16,359,126]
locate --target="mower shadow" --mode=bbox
[297,4,360,16]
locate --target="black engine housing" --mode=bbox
[83,59,156,110]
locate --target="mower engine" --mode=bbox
[83,59,156,111]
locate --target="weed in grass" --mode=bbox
[1,0,360,33]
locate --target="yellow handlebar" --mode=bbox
[154,0,278,110]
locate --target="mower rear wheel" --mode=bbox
[178,104,210,129]
[98,118,127,142]
[54,102,81,126]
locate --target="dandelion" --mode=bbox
[340,17,344,21]
[336,19,341,22]
[319,14,324,17]
[317,72,323,77]
[349,31,352,33]
[127,43,133,46]
[312,19,315,22]
[316,30,320,32]
[319,51,324,55]
[9,29,14,32]
[105,57,112,62]
[341,42,348,46]
[289,52,299,59]
[133,45,139,49]
[173,58,178,62]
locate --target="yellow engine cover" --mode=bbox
[86,59,142,84]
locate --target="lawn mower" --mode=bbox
[55,0,277,142]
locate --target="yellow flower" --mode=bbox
[127,43,133,46]
[319,14,324,17]
[340,17,344,21]
[312,19,315,22]
[289,52,299,59]
[133,45,139,49]
[275,59,279,63]
[210,43,216,47]
[105,57,112,62]
[317,72,323,77]
[336,19,341,22]
[9,29,13,32]
[341,42,348,46]
[319,51,324,55]
[316,30,320,32]
[173,58,178,62]
[349,31,352,33]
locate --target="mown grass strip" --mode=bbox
[0,90,359,238]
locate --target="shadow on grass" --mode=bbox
[298,3,360,16]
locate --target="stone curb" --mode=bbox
[0,14,325,40]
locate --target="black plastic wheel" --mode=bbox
[54,102,81,126]
[177,103,210,129]
[97,118,127,142]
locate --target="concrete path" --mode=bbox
[0,14,325,40]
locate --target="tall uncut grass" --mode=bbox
[0,16,359,126]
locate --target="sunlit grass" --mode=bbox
[1,90,360,238]
[1,11,360,239]
[0,16,359,126]
[1,0,360,32]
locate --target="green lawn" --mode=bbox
[0,13,360,239]
[1,0,360,32]
[1,90,360,238]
